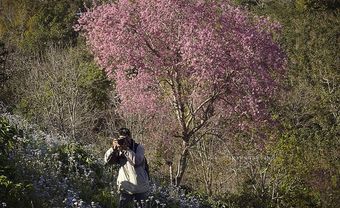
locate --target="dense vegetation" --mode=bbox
[0,0,339,207]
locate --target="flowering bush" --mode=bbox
[0,108,117,207]
[1,103,212,207]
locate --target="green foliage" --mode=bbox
[272,7,339,208]
[0,117,16,179]
[0,117,35,207]
[0,117,17,153]
[295,0,340,11]
[69,45,112,109]
[91,189,118,208]
[52,142,102,177]
[0,0,90,51]
[231,1,339,207]
[0,175,34,207]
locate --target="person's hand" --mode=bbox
[112,139,129,151]
[112,139,120,150]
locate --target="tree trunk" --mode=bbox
[169,164,173,185]
[174,141,190,186]
[166,160,174,185]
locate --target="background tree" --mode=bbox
[0,0,88,51]
[0,0,90,107]
[77,0,286,186]
[235,0,339,206]
[13,45,113,142]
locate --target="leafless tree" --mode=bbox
[15,45,114,142]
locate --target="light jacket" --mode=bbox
[104,143,149,194]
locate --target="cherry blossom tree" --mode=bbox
[76,0,285,186]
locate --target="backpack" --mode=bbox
[133,143,150,180]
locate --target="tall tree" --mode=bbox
[77,0,285,186]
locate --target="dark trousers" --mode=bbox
[118,191,147,208]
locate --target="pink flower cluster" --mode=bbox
[76,0,285,121]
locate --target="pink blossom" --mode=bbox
[76,0,286,124]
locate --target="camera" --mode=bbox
[117,138,125,145]
[114,136,126,146]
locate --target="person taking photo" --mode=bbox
[104,128,149,208]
